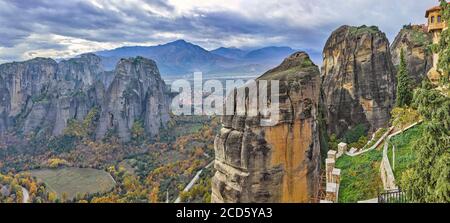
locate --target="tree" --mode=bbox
[63,107,99,140]
[29,182,37,195]
[343,124,367,144]
[400,87,449,202]
[149,184,160,203]
[390,107,421,130]
[328,134,338,150]
[64,119,85,138]
[400,3,450,200]
[62,192,68,203]
[82,107,99,137]
[131,120,145,144]
[47,158,69,168]
[435,0,450,83]
[48,192,57,202]
[396,49,413,107]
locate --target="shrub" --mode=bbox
[47,158,69,168]
[343,124,368,144]
[131,120,145,144]
[391,107,421,130]
[349,136,368,150]
[47,135,78,154]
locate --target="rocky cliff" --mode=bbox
[212,52,321,203]
[0,54,169,141]
[390,25,432,85]
[96,57,170,142]
[0,58,58,134]
[321,25,396,137]
[51,54,106,135]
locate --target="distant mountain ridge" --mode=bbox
[94,40,297,76]
[210,47,247,59]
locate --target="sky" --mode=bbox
[0,0,441,64]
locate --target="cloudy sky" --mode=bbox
[0,0,440,63]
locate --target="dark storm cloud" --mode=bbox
[1,0,277,49]
[0,0,441,62]
[1,0,122,42]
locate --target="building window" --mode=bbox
[438,15,441,23]
[431,16,435,24]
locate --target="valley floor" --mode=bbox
[27,167,116,200]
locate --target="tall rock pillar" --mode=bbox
[321,25,396,137]
[212,52,322,203]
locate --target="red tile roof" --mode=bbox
[426,2,449,18]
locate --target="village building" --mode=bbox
[425,3,449,82]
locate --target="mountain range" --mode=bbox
[94,40,297,76]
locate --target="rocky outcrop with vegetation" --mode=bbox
[0,54,170,142]
[212,52,322,203]
[96,57,170,142]
[321,25,396,137]
[391,25,433,85]
[0,58,58,134]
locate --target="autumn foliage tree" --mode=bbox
[390,107,421,130]
[149,184,160,203]
[131,120,145,144]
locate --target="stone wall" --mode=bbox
[320,150,341,203]
[380,122,421,190]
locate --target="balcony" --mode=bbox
[428,22,446,32]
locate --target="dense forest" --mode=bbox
[0,115,219,203]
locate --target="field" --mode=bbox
[335,149,384,203]
[28,167,116,200]
[389,124,424,180]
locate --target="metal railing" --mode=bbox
[378,188,409,203]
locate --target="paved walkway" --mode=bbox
[346,127,394,157]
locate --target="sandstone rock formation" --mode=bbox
[51,54,106,135]
[321,25,396,137]
[96,57,170,142]
[0,54,169,142]
[212,52,321,203]
[0,58,58,134]
[391,25,433,85]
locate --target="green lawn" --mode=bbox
[335,149,384,203]
[389,124,424,180]
[28,167,116,200]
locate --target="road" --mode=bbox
[21,187,30,203]
[174,160,214,203]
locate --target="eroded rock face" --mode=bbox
[96,57,170,142]
[0,55,169,141]
[51,54,105,135]
[391,25,432,85]
[56,53,104,90]
[0,58,58,134]
[212,52,321,203]
[321,25,396,137]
